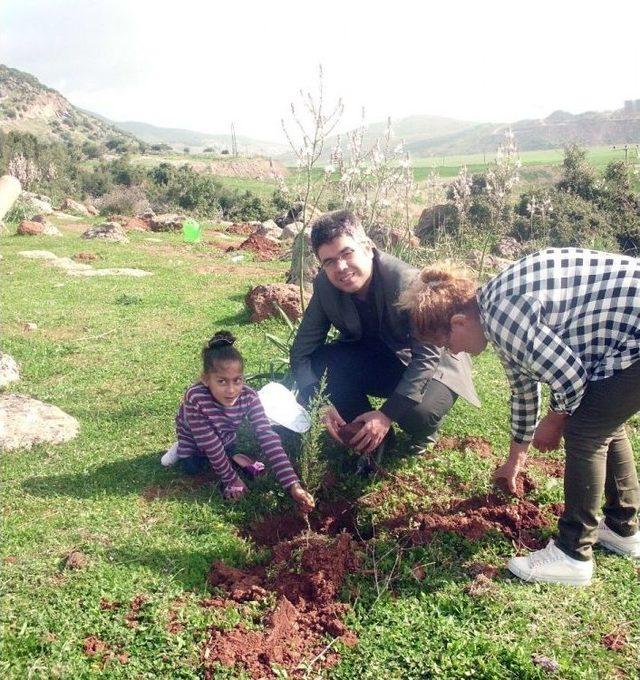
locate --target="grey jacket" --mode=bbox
[290,250,480,418]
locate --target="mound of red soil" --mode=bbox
[202,532,359,678]
[385,488,557,550]
[228,234,281,261]
[245,499,357,547]
[528,455,565,478]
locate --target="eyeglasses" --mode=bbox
[319,247,357,271]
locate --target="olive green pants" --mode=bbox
[557,360,640,561]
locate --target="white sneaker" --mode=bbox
[596,519,640,558]
[160,442,180,467]
[507,540,593,586]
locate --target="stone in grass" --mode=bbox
[62,550,89,570]
[16,220,62,237]
[18,250,58,260]
[0,394,79,451]
[66,267,151,278]
[0,353,20,388]
[531,655,560,673]
[81,222,129,243]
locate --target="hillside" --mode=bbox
[111,120,289,156]
[0,64,137,148]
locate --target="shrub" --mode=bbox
[96,186,151,216]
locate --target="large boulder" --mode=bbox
[256,219,281,242]
[416,203,458,245]
[16,219,61,237]
[60,198,91,216]
[495,236,524,260]
[23,192,53,215]
[245,283,309,322]
[81,222,129,243]
[274,203,322,228]
[368,223,420,250]
[0,354,20,389]
[0,394,79,451]
[281,221,307,240]
[150,213,185,232]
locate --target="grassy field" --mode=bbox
[1,221,638,678]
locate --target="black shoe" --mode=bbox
[408,431,438,456]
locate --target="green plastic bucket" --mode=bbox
[182,219,202,243]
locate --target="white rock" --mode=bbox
[18,250,58,259]
[66,268,151,277]
[0,354,20,388]
[0,394,79,451]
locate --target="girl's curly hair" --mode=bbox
[397,262,479,344]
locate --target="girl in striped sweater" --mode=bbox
[163,330,314,512]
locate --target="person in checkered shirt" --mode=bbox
[399,248,640,586]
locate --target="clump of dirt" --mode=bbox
[465,573,496,597]
[466,561,499,579]
[245,499,357,547]
[82,636,129,665]
[385,489,552,550]
[601,628,628,651]
[124,595,147,628]
[62,550,89,570]
[493,471,537,498]
[227,234,281,261]
[434,435,494,458]
[202,532,359,678]
[226,223,255,235]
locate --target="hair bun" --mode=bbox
[207,330,236,349]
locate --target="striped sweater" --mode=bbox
[175,382,300,489]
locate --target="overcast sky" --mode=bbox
[2,0,639,142]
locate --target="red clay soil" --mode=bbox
[202,532,359,678]
[601,629,628,651]
[227,234,281,261]
[244,499,357,547]
[528,455,565,478]
[493,471,538,498]
[384,484,560,550]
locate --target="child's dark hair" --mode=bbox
[202,330,244,373]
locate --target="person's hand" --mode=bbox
[532,411,568,452]
[223,478,248,501]
[492,459,521,495]
[289,482,315,514]
[321,405,347,444]
[350,411,391,455]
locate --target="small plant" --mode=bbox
[297,374,329,499]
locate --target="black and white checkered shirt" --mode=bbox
[477,248,640,442]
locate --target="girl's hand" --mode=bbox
[289,482,315,514]
[223,478,248,501]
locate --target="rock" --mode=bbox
[17,250,58,259]
[0,394,79,451]
[274,203,322,228]
[286,229,318,290]
[23,322,37,331]
[60,198,91,216]
[0,353,20,388]
[16,219,61,237]
[415,203,458,245]
[281,221,307,240]
[245,283,308,322]
[495,236,524,260]
[149,213,184,232]
[81,222,129,243]
[368,223,420,250]
[85,204,99,216]
[256,219,281,242]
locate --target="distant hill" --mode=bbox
[405,108,640,156]
[283,107,640,161]
[110,119,289,156]
[0,64,137,148]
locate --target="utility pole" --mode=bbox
[230,123,238,157]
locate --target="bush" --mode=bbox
[96,186,151,216]
[543,190,615,249]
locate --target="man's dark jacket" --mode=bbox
[290,250,479,421]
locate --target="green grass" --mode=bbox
[1,224,638,678]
